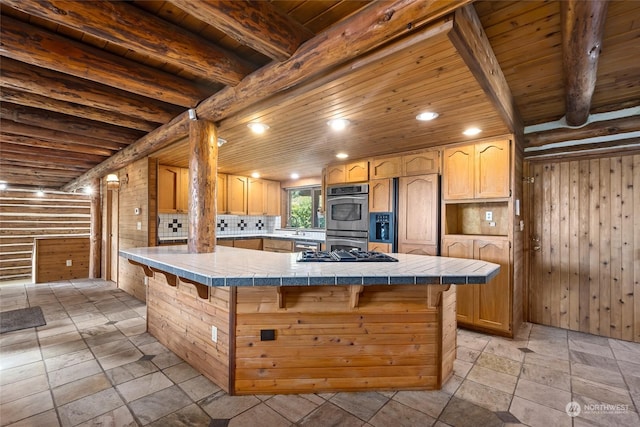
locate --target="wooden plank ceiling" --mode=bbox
[0,0,638,190]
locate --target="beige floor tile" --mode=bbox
[0,329,36,347]
[150,350,183,369]
[105,359,158,385]
[568,339,615,359]
[0,349,42,371]
[128,385,194,425]
[128,332,158,348]
[39,331,83,349]
[483,339,525,362]
[519,362,571,391]
[572,394,640,427]
[3,409,60,427]
[98,348,144,371]
[456,331,490,351]
[298,402,364,427]
[330,392,388,421]
[0,390,54,426]
[440,374,463,395]
[0,361,45,386]
[48,359,102,388]
[52,373,113,406]
[454,379,512,412]
[514,378,571,412]
[369,400,436,427]
[162,362,200,384]
[571,362,626,388]
[509,396,571,427]
[456,346,482,363]
[117,371,173,402]
[475,352,522,376]
[394,389,451,419]
[264,394,322,423]
[453,359,473,377]
[467,365,517,394]
[439,396,502,427]
[58,388,124,427]
[228,402,290,427]
[200,394,261,419]
[91,338,137,359]
[44,349,95,372]
[41,340,88,360]
[571,377,634,406]
[75,405,136,427]
[146,403,210,427]
[524,352,571,372]
[1,373,49,405]
[178,375,221,401]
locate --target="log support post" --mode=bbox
[188,118,218,253]
[89,178,101,278]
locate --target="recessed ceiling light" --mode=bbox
[247,122,269,134]
[416,112,439,121]
[336,152,349,159]
[327,118,350,131]
[217,137,227,147]
[0,181,7,190]
[84,187,93,195]
[290,173,300,180]
[36,190,45,197]
[251,172,260,178]
[463,127,482,136]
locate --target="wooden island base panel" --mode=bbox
[121,246,500,395]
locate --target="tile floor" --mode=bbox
[1,279,639,427]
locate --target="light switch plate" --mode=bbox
[211,326,218,343]
[66,259,72,267]
[485,211,493,221]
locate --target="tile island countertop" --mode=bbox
[120,245,500,287]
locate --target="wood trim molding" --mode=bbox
[178,277,210,300]
[127,259,153,277]
[149,267,177,287]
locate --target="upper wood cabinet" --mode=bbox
[326,161,369,184]
[398,174,439,252]
[248,178,281,215]
[158,165,188,213]
[217,173,228,214]
[402,151,440,176]
[370,156,402,179]
[369,179,393,212]
[228,175,248,215]
[443,139,510,200]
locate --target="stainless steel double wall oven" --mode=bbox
[325,183,369,251]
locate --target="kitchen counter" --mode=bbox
[158,231,325,245]
[120,245,499,287]
[122,245,499,396]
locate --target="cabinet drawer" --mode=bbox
[263,239,294,252]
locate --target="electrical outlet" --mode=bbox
[211,326,218,343]
[66,259,72,267]
[485,211,493,221]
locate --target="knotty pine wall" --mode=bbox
[33,237,89,283]
[526,153,640,342]
[109,158,156,301]
[0,189,90,282]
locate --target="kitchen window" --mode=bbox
[286,186,324,229]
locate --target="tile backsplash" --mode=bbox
[158,214,281,240]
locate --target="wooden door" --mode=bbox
[442,238,474,324]
[370,156,401,179]
[217,173,227,214]
[398,174,438,248]
[443,145,474,200]
[369,179,392,212]
[474,239,511,332]
[345,161,368,182]
[402,151,439,176]
[247,178,265,215]
[158,165,180,213]
[475,140,510,198]
[228,175,248,214]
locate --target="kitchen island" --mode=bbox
[120,245,499,395]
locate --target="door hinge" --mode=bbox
[522,176,534,184]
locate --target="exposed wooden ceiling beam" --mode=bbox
[0,144,104,166]
[0,16,209,107]
[0,58,181,124]
[169,0,314,61]
[524,137,640,161]
[0,120,126,152]
[0,103,143,145]
[62,0,472,192]
[448,4,522,133]
[561,0,609,126]
[0,134,115,157]
[525,115,640,147]
[0,88,158,132]
[2,0,253,86]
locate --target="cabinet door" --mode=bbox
[398,174,438,247]
[217,239,234,247]
[325,165,345,185]
[370,157,401,179]
[228,175,248,215]
[345,161,369,182]
[402,151,439,176]
[248,178,265,215]
[264,180,281,215]
[443,145,474,200]
[217,173,228,214]
[368,242,391,253]
[473,239,511,332]
[158,165,180,213]
[397,243,437,256]
[233,238,263,250]
[475,140,510,198]
[178,168,189,212]
[441,238,474,325]
[369,179,393,212]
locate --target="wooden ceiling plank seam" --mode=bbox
[2,0,253,86]
[0,58,183,123]
[61,0,472,191]
[561,0,610,127]
[169,0,314,61]
[0,87,159,132]
[0,15,208,107]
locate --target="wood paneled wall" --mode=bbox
[33,237,89,283]
[0,189,90,282]
[526,154,640,342]
[112,158,155,301]
[147,273,232,393]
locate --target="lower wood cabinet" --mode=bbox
[263,238,293,252]
[442,236,511,335]
[232,238,263,250]
[368,242,391,253]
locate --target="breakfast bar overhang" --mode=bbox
[120,246,500,395]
